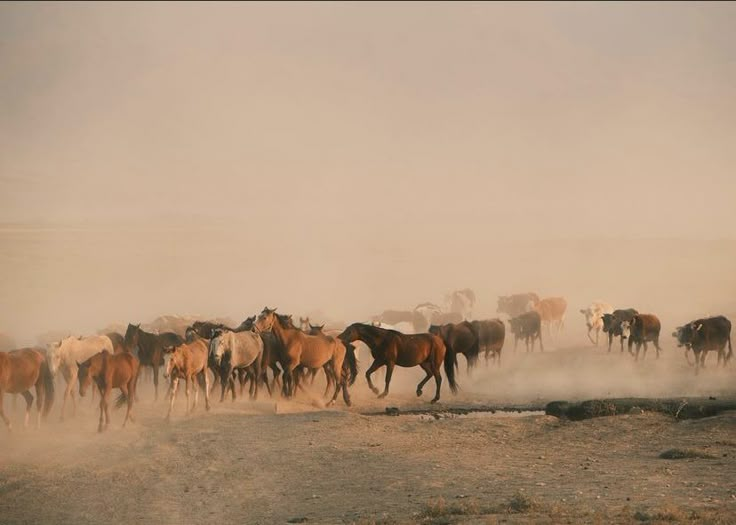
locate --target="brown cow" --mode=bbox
[497,293,539,318]
[471,319,505,365]
[623,314,662,361]
[534,297,567,335]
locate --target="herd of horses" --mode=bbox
[0,291,732,433]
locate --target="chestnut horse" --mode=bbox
[124,324,183,401]
[0,348,55,431]
[307,324,358,406]
[254,308,346,399]
[77,350,139,432]
[338,323,457,403]
[164,335,210,419]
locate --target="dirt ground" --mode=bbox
[1,341,735,524]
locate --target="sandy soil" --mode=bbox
[1,342,735,524]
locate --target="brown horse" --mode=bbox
[77,351,139,432]
[429,321,480,372]
[0,348,55,431]
[307,324,358,406]
[338,323,457,403]
[164,336,210,419]
[254,308,346,400]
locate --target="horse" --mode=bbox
[0,348,54,431]
[77,350,139,432]
[209,330,264,402]
[371,320,417,334]
[337,322,457,403]
[163,335,210,419]
[306,324,358,406]
[107,332,126,353]
[124,324,183,401]
[47,334,115,419]
[429,321,481,372]
[254,308,348,400]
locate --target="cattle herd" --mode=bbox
[0,289,732,433]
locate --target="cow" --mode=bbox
[672,316,732,374]
[497,293,539,319]
[622,313,662,361]
[429,321,480,372]
[507,311,543,352]
[470,319,505,365]
[534,297,567,335]
[579,301,614,346]
[601,308,638,352]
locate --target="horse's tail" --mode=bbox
[115,391,129,409]
[440,338,458,394]
[345,342,359,386]
[727,334,733,364]
[39,359,55,418]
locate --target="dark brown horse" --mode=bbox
[124,323,183,401]
[471,319,505,365]
[77,350,140,432]
[429,321,480,372]
[338,323,456,403]
[0,348,55,431]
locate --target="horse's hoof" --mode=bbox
[345,400,352,407]
[377,393,387,399]
[430,399,439,404]
[416,390,422,397]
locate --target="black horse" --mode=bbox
[124,324,183,401]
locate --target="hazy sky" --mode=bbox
[1,2,735,240]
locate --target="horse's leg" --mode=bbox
[35,382,44,429]
[191,374,199,413]
[119,383,130,427]
[153,365,159,402]
[365,359,383,396]
[184,376,191,415]
[203,370,211,411]
[416,362,433,398]
[430,366,443,404]
[166,377,178,420]
[377,361,395,399]
[21,391,33,428]
[97,387,105,432]
[0,390,10,431]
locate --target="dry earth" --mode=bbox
[1,342,735,524]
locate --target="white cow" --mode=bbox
[579,301,614,346]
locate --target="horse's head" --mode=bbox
[45,339,63,376]
[299,317,310,332]
[254,308,277,333]
[338,323,362,343]
[163,346,181,379]
[124,323,140,349]
[76,356,95,397]
[308,324,325,335]
[209,333,227,365]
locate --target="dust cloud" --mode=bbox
[1,3,735,398]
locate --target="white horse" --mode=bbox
[46,335,114,420]
[209,331,264,401]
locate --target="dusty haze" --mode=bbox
[1,2,735,344]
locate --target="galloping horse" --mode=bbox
[164,335,210,419]
[209,330,264,401]
[0,348,55,431]
[254,308,347,399]
[47,334,115,419]
[338,323,457,403]
[77,350,139,432]
[124,324,183,401]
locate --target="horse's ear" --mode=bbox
[76,361,81,368]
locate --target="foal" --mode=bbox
[164,337,210,420]
[78,351,139,432]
